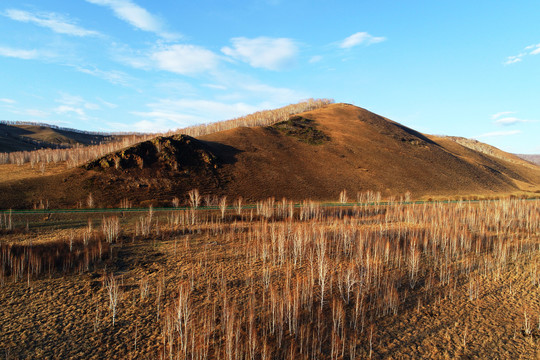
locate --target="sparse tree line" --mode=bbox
[2,195,537,358]
[0,98,334,168]
[0,216,120,285]
[157,197,539,359]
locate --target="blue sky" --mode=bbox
[0,0,539,153]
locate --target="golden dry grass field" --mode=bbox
[1,196,539,359]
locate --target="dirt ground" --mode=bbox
[1,200,540,359]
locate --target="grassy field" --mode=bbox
[1,196,539,359]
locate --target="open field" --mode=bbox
[1,196,539,359]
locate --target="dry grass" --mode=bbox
[1,196,539,358]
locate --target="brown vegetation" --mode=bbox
[84,135,218,172]
[1,197,539,358]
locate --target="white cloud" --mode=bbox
[131,120,172,133]
[24,109,49,117]
[113,45,151,69]
[4,9,100,37]
[0,98,16,104]
[97,97,118,108]
[56,93,85,106]
[108,119,175,133]
[504,54,524,65]
[505,43,540,65]
[85,0,179,39]
[475,130,522,138]
[139,98,259,121]
[54,105,86,117]
[494,117,530,126]
[54,93,102,117]
[237,83,305,104]
[131,98,272,132]
[151,44,219,75]
[85,103,101,110]
[340,32,386,49]
[222,37,298,71]
[0,46,39,60]
[76,66,131,86]
[8,108,49,117]
[491,111,537,126]
[491,111,515,120]
[531,47,540,55]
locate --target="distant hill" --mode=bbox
[0,103,538,209]
[516,154,540,166]
[0,121,117,153]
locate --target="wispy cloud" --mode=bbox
[505,43,540,65]
[132,98,261,128]
[491,111,536,126]
[475,130,522,138]
[76,66,131,86]
[4,9,100,37]
[504,55,524,65]
[0,46,40,60]
[54,105,86,117]
[339,32,386,49]
[491,111,515,120]
[53,92,102,119]
[8,108,49,118]
[235,83,305,104]
[97,97,118,109]
[113,42,219,75]
[0,98,16,104]
[222,37,298,71]
[131,77,306,132]
[494,117,533,126]
[525,43,540,54]
[85,0,179,40]
[108,119,172,133]
[151,44,219,75]
[25,109,49,117]
[203,84,228,90]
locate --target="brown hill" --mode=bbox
[0,122,116,153]
[200,103,539,201]
[516,154,540,166]
[0,103,538,209]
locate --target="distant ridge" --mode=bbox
[0,121,119,153]
[0,120,117,137]
[516,154,540,166]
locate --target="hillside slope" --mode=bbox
[201,103,539,201]
[0,122,115,152]
[0,103,538,208]
[517,154,540,166]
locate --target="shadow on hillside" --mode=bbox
[393,123,439,146]
[202,140,243,166]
